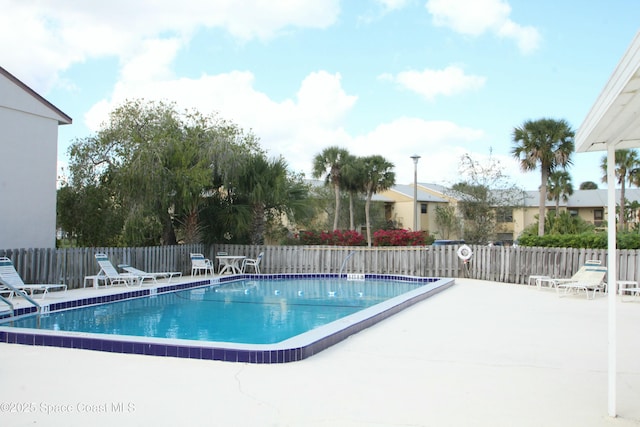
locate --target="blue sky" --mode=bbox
[3,0,639,190]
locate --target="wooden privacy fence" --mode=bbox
[2,244,639,290]
[217,244,633,284]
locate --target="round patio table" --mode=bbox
[216,255,246,274]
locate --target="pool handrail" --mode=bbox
[0,277,40,316]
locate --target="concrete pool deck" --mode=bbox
[1,278,640,426]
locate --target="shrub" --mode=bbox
[294,229,434,246]
[516,231,640,249]
[617,232,640,249]
[296,229,366,246]
[373,229,432,246]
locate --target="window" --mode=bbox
[569,209,578,217]
[496,208,513,223]
[594,208,604,226]
[421,203,427,214]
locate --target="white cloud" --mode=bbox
[383,66,486,100]
[498,20,541,54]
[425,0,541,53]
[351,118,486,184]
[296,72,358,125]
[119,39,183,82]
[427,0,509,36]
[348,120,526,189]
[0,0,341,92]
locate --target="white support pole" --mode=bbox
[410,155,420,231]
[607,144,617,417]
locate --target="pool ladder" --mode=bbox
[0,278,41,319]
[339,251,357,278]
[0,294,14,318]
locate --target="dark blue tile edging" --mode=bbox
[0,275,454,363]
[0,279,212,320]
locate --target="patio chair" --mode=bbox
[0,257,67,299]
[242,252,263,274]
[94,253,140,287]
[117,264,182,285]
[535,260,601,290]
[190,253,214,276]
[555,264,608,299]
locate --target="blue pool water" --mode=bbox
[8,278,426,344]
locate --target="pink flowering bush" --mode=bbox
[297,229,366,246]
[294,228,431,246]
[373,229,431,246]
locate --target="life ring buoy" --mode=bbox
[457,244,473,261]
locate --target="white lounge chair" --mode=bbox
[93,253,140,287]
[555,264,608,299]
[190,253,213,276]
[242,252,263,274]
[118,264,182,284]
[0,257,67,299]
[535,260,601,290]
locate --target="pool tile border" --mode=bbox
[0,274,454,363]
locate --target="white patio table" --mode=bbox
[216,255,246,275]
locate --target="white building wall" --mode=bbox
[0,108,59,248]
[0,70,69,249]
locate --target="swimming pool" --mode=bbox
[0,274,454,363]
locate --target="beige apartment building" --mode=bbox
[379,183,640,244]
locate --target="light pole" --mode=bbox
[410,155,421,231]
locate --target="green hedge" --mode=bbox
[518,231,640,249]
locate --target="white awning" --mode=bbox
[576,31,640,153]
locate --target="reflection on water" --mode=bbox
[10,279,424,344]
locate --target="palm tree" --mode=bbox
[600,149,640,231]
[236,154,309,245]
[312,147,350,231]
[547,170,574,214]
[361,155,395,247]
[511,118,575,236]
[341,155,367,230]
